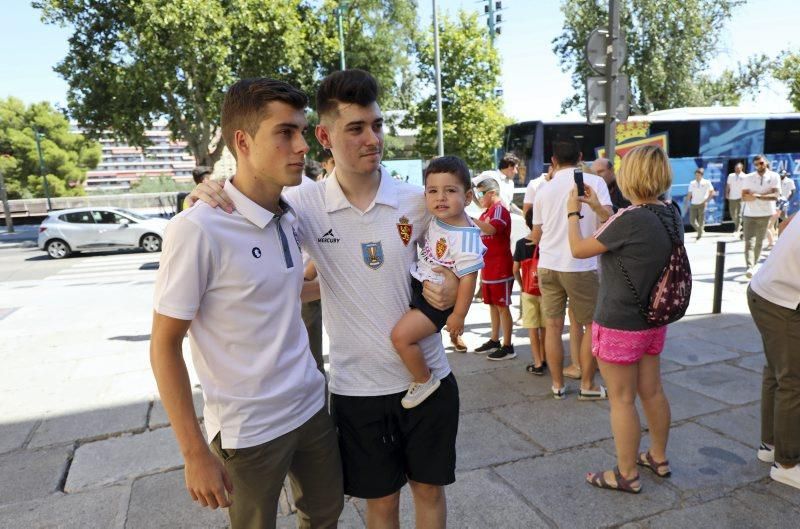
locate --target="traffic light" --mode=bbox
[484,1,504,41]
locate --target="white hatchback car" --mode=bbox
[38,207,169,259]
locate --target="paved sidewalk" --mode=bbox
[1,226,798,527]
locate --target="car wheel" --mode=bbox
[46,239,72,259]
[141,234,162,253]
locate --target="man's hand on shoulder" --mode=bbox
[187,180,234,213]
[184,448,234,509]
[423,267,458,310]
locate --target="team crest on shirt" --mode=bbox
[435,237,448,259]
[396,216,413,246]
[361,241,384,269]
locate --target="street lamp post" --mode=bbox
[34,131,53,211]
[432,0,444,157]
[336,2,349,70]
[0,165,13,233]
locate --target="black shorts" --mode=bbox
[410,277,453,332]
[330,373,459,499]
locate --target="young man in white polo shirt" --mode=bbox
[150,79,342,529]
[531,139,613,400]
[191,70,460,529]
[687,167,714,240]
[726,162,746,235]
[748,213,800,491]
[742,154,781,278]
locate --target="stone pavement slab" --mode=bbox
[0,445,71,506]
[0,419,36,454]
[487,363,557,399]
[65,427,182,493]
[693,403,760,448]
[397,468,551,528]
[0,485,130,529]
[29,400,150,448]
[763,479,800,509]
[660,336,740,366]
[492,398,611,452]
[664,363,760,405]
[126,470,229,529]
[149,389,204,428]
[457,369,529,412]
[642,422,764,498]
[689,325,764,355]
[457,412,542,471]
[619,487,800,528]
[635,380,728,426]
[494,447,679,528]
[735,353,766,373]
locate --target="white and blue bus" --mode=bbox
[502,108,800,225]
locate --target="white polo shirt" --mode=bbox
[531,167,612,272]
[283,167,451,397]
[499,175,516,210]
[688,178,713,205]
[751,215,800,310]
[523,175,547,206]
[781,177,796,199]
[153,181,324,449]
[727,172,746,200]
[742,171,780,217]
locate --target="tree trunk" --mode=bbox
[0,167,14,233]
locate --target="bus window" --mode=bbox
[649,121,701,158]
[764,119,800,154]
[543,124,604,161]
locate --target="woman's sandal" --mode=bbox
[636,451,672,478]
[586,467,642,494]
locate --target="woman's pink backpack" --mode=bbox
[617,204,692,326]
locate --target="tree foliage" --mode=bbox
[409,10,510,170]
[35,0,420,169]
[775,51,800,111]
[0,97,101,199]
[553,0,770,114]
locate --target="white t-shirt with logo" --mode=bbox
[523,175,547,206]
[751,215,800,310]
[727,172,746,200]
[688,178,714,205]
[410,217,485,284]
[283,168,451,396]
[742,171,780,217]
[531,168,612,272]
[781,177,796,199]
[153,181,325,449]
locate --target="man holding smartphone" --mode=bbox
[531,140,613,400]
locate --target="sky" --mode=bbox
[2,0,799,122]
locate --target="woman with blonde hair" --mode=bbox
[566,145,680,493]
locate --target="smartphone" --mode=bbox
[574,169,585,196]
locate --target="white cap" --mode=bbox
[472,170,503,189]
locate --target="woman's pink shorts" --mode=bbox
[591,323,667,365]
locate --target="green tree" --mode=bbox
[0,97,101,199]
[35,0,319,168]
[553,0,770,114]
[775,51,800,111]
[409,10,510,170]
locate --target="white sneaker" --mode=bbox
[758,442,775,463]
[745,268,753,279]
[770,463,800,491]
[401,374,441,409]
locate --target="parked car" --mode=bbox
[37,207,169,259]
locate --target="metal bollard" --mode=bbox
[712,241,726,314]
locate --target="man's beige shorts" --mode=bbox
[520,293,544,329]
[537,268,599,324]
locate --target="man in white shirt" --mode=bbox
[748,213,800,491]
[531,139,613,400]
[190,70,460,529]
[687,167,714,240]
[150,79,342,529]
[727,162,746,235]
[498,154,523,215]
[742,154,781,277]
[522,171,548,219]
[779,170,796,218]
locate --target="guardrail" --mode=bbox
[3,193,180,220]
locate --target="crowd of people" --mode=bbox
[148,68,799,529]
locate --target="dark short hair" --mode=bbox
[192,166,212,184]
[552,139,581,166]
[754,154,767,163]
[316,69,379,119]
[524,207,533,230]
[221,78,308,159]
[695,167,704,175]
[424,156,471,191]
[499,154,520,170]
[304,160,323,179]
[320,150,334,163]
